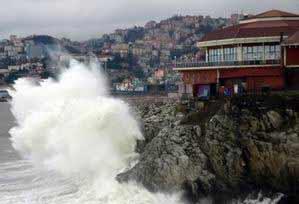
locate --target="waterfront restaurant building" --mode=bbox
[174,10,299,97]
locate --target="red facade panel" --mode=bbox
[220,67,283,79]
[246,76,285,91]
[286,47,299,66]
[182,70,217,85]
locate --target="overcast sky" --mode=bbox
[0,0,298,41]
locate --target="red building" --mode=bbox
[174,10,299,97]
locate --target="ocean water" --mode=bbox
[0,60,283,204]
[0,60,181,204]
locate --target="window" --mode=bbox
[265,45,280,60]
[243,46,264,61]
[243,47,250,61]
[208,48,222,62]
[252,46,263,60]
[224,47,237,61]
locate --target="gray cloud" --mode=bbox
[0,0,298,40]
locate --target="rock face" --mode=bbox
[119,102,215,193]
[132,103,178,153]
[118,124,215,193]
[118,96,299,201]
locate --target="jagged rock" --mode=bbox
[117,125,215,192]
[134,103,179,153]
[266,111,283,129]
[121,98,299,201]
[287,133,299,143]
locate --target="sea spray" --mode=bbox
[8,60,182,204]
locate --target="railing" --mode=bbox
[174,59,281,68]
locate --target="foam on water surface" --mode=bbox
[6,60,181,204]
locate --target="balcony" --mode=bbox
[174,59,281,69]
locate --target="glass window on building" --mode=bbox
[209,48,222,62]
[243,47,251,61]
[243,46,264,61]
[265,45,280,60]
[252,46,263,60]
[224,47,237,61]
[275,45,281,59]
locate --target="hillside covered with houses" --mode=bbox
[86,15,229,80]
[0,13,238,92]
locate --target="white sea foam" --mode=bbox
[7,60,182,204]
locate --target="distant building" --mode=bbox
[0,69,9,75]
[8,65,22,72]
[154,69,165,80]
[174,10,299,97]
[145,21,157,29]
[111,43,130,57]
[114,77,146,92]
[110,33,124,43]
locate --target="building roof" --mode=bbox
[200,10,299,43]
[284,31,299,45]
[200,21,299,42]
[249,10,299,19]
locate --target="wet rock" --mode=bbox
[121,99,299,200]
[117,125,215,192]
[134,103,179,153]
[287,133,299,143]
[267,111,283,129]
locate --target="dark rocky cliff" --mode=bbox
[117,94,299,203]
